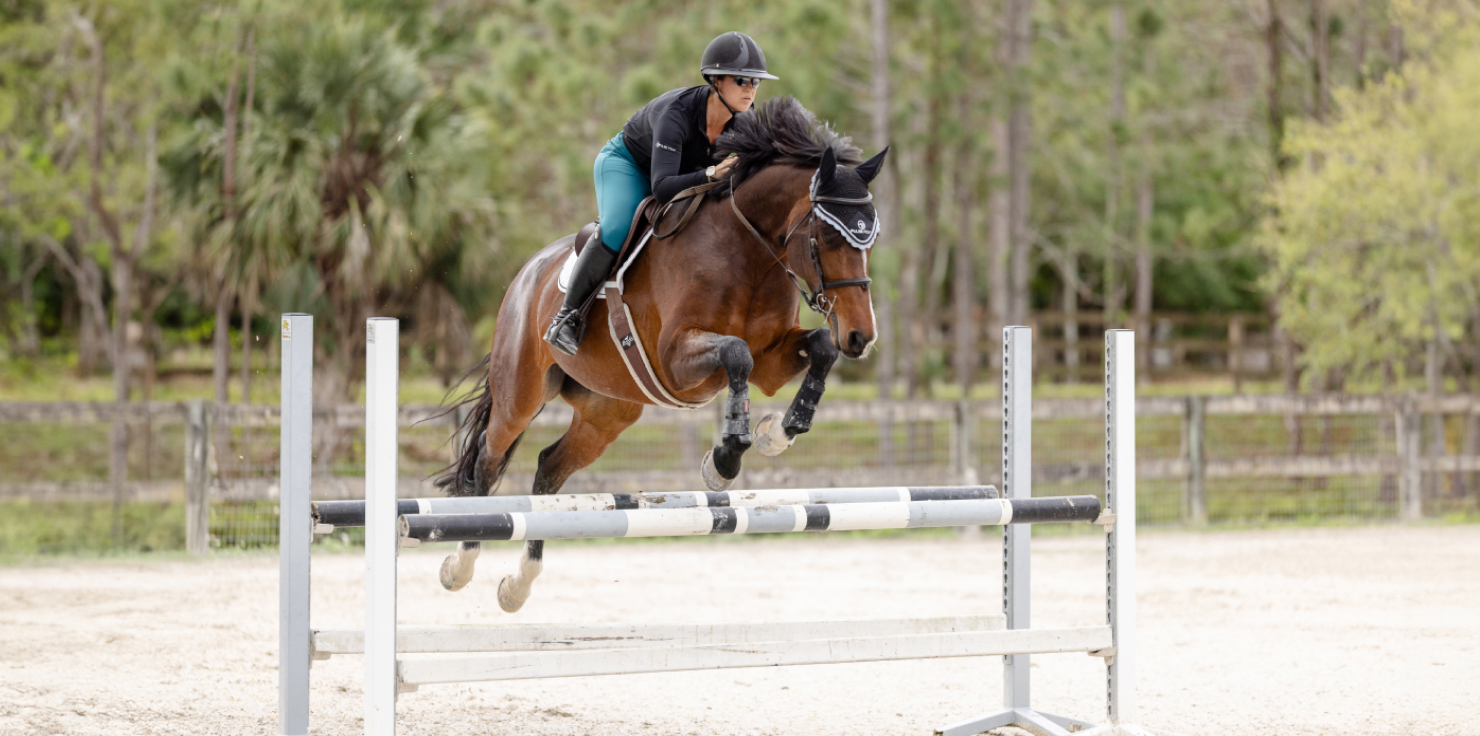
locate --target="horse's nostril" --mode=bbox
[847,330,866,354]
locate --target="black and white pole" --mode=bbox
[397,496,1104,544]
[278,315,313,736]
[314,486,1003,529]
[365,319,399,736]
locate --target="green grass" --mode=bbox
[0,499,187,557]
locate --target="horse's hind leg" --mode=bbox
[440,362,564,592]
[496,380,643,613]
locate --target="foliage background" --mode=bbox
[1,0,1478,399]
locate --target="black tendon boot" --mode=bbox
[544,239,619,355]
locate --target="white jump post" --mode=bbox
[1104,328,1142,733]
[277,317,1151,736]
[278,314,312,736]
[364,318,400,736]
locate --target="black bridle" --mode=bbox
[729,181,874,317]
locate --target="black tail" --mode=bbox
[430,354,525,497]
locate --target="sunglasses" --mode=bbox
[731,76,762,89]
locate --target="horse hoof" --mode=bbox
[497,575,528,613]
[700,449,736,491]
[440,554,474,592]
[753,413,794,457]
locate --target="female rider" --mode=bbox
[544,31,779,355]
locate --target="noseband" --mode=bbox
[729,182,874,317]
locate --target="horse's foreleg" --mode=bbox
[755,328,839,457]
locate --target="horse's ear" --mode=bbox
[817,147,837,189]
[855,146,889,184]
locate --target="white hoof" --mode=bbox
[439,545,480,592]
[700,449,736,491]
[752,413,795,457]
[496,555,542,613]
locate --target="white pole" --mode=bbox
[1002,326,1032,709]
[1106,329,1137,723]
[365,318,400,736]
[279,315,313,736]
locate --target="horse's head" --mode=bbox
[787,145,888,359]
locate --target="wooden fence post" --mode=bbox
[1228,317,1245,394]
[954,400,976,484]
[1182,396,1207,525]
[185,400,211,555]
[1397,399,1423,520]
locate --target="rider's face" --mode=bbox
[716,75,756,112]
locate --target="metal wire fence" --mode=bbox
[1,393,1478,553]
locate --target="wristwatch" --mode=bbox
[705,165,717,181]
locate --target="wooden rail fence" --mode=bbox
[3,392,1477,552]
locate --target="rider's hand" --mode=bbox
[714,157,738,178]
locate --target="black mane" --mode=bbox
[713,97,863,197]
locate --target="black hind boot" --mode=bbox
[544,238,618,355]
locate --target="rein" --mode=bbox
[728,180,873,317]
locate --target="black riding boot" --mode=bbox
[544,238,619,355]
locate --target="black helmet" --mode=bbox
[700,32,779,81]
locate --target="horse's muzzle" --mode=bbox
[840,329,869,359]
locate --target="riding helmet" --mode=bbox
[700,32,780,81]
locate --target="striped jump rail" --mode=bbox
[313,485,1002,530]
[397,495,1108,545]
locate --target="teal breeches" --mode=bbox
[593,134,651,252]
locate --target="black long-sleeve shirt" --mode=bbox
[620,86,729,204]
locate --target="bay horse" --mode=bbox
[434,97,888,612]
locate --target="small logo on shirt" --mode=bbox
[655,142,678,152]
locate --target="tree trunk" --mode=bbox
[240,301,253,403]
[912,84,944,399]
[870,0,897,410]
[952,95,976,397]
[1387,21,1404,71]
[1134,169,1153,380]
[213,289,233,404]
[1354,2,1368,88]
[1133,28,1155,379]
[1104,0,1127,327]
[80,258,109,374]
[40,234,110,373]
[987,114,1010,369]
[18,250,49,356]
[109,256,134,545]
[1311,0,1330,121]
[1007,0,1034,326]
[216,26,248,408]
[1267,0,1286,167]
[1056,250,1079,384]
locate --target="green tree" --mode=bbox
[165,9,497,398]
[1260,10,1480,389]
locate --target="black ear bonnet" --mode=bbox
[810,166,880,250]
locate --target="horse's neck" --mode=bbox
[720,167,809,263]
